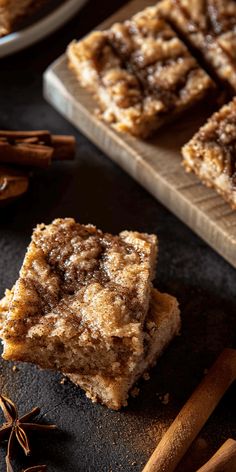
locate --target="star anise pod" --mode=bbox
[0,395,56,472]
[24,466,47,471]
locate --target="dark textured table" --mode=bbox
[0,2,235,471]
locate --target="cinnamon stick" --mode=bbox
[15,137,40,144]
[51,135,76,160]
[142,349,236,472]
[0,166,29,202]
[0,141,53,168]
[0,130,76,166]
[196,439,236,472]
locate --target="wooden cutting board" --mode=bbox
[43,0,236,269]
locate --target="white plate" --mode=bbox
[0,0,87,58]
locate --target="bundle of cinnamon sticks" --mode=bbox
[0,130,76,203]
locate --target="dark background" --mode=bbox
[0,1,235,471]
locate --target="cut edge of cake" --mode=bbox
[182,98,236,209]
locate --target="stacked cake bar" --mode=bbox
[67,6,214,138]
[0,218,180,409]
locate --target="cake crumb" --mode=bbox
[159,393,170,405]
[60,377,66,385]
[196,437,208,449]
[12,365,18,372]
[131,387,140,398]
[143,372,150,381]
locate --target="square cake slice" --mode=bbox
[67,6,214,138]
[1,218,157,377]
[67,289,180,410]
[0,0,45,37]
[158,0,236,92]
[182,98,236,208]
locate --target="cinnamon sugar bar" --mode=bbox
[182,98,236,208]
[0,287,181,410]
[67,6,214,138]
[1,218,157,377]
[158,0,236,92]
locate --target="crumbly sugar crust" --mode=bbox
[1,218,157,377]
[0,288,12,326]
[158,0,236,91]
[67,6,214,137]
[182,97,236,208]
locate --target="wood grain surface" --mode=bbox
[43,0,236,269]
